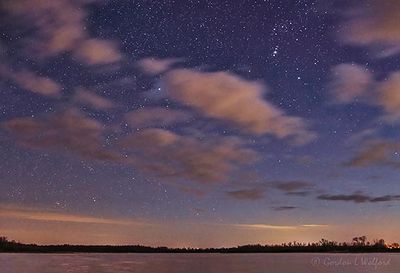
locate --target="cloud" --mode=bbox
[329,63,373,103]
[119,128,258,184]
[318,192,400,203]
[226,189,264,200]
[271,206,299,211]
[272,181,313,193]
[163,69,315,144]
[2,0,122,65]
[235,224,297,230]
[2,0,85,55]
[224,180,314,202]
[74,87,117,110]
[301,224,329,228]
[370,195,400,202]
[339,0,400,57]
[347,128,379,145]
[318,193,371,203]
[136,57,182,75]
[73,39,122,65]
[125,107,191,128]
[0,206,143,226]
[257,180,315,197]
[0,65,61,97]
[2,108,122,162]
[344,140,400,169]
[378,72,400,122]
[2,109,258,185]
[285,191,312,197]
[329,65,400,123]
[234,224,327,230]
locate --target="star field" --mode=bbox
[0,0,400,247]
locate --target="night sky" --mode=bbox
[1,0,400,248]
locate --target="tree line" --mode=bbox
[1,236,399,253]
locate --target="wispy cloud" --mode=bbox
[0,206,144,226]
[234,224,327,230]
[318,192,400,203]
[272,181,313,193]
[224,180,315,202]
[301,224,328,228]
[343,139,400,169]
[271,206,300,211]
[226,189,265,200]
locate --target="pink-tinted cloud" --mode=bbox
[344,139,400,169]
[329,65,400,123]
[3,0,85,55]
[2,0,123,65]
[378,72,400,122]
[136,57,182,75]
[3,108,259,185]
[3,108,122,162]
[0,65,61,97]
[163,69,315,144]
[0,206,141,226]
[234,223,327,230]
[329,64,374,103]
[74,87,117,110]
[119,128,258,184]
[74,39,122,65]
[339,0,400,57]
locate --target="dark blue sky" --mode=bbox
[0,0,400,247]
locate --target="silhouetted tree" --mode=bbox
[373,239,385,248]
[358,236,367,246]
